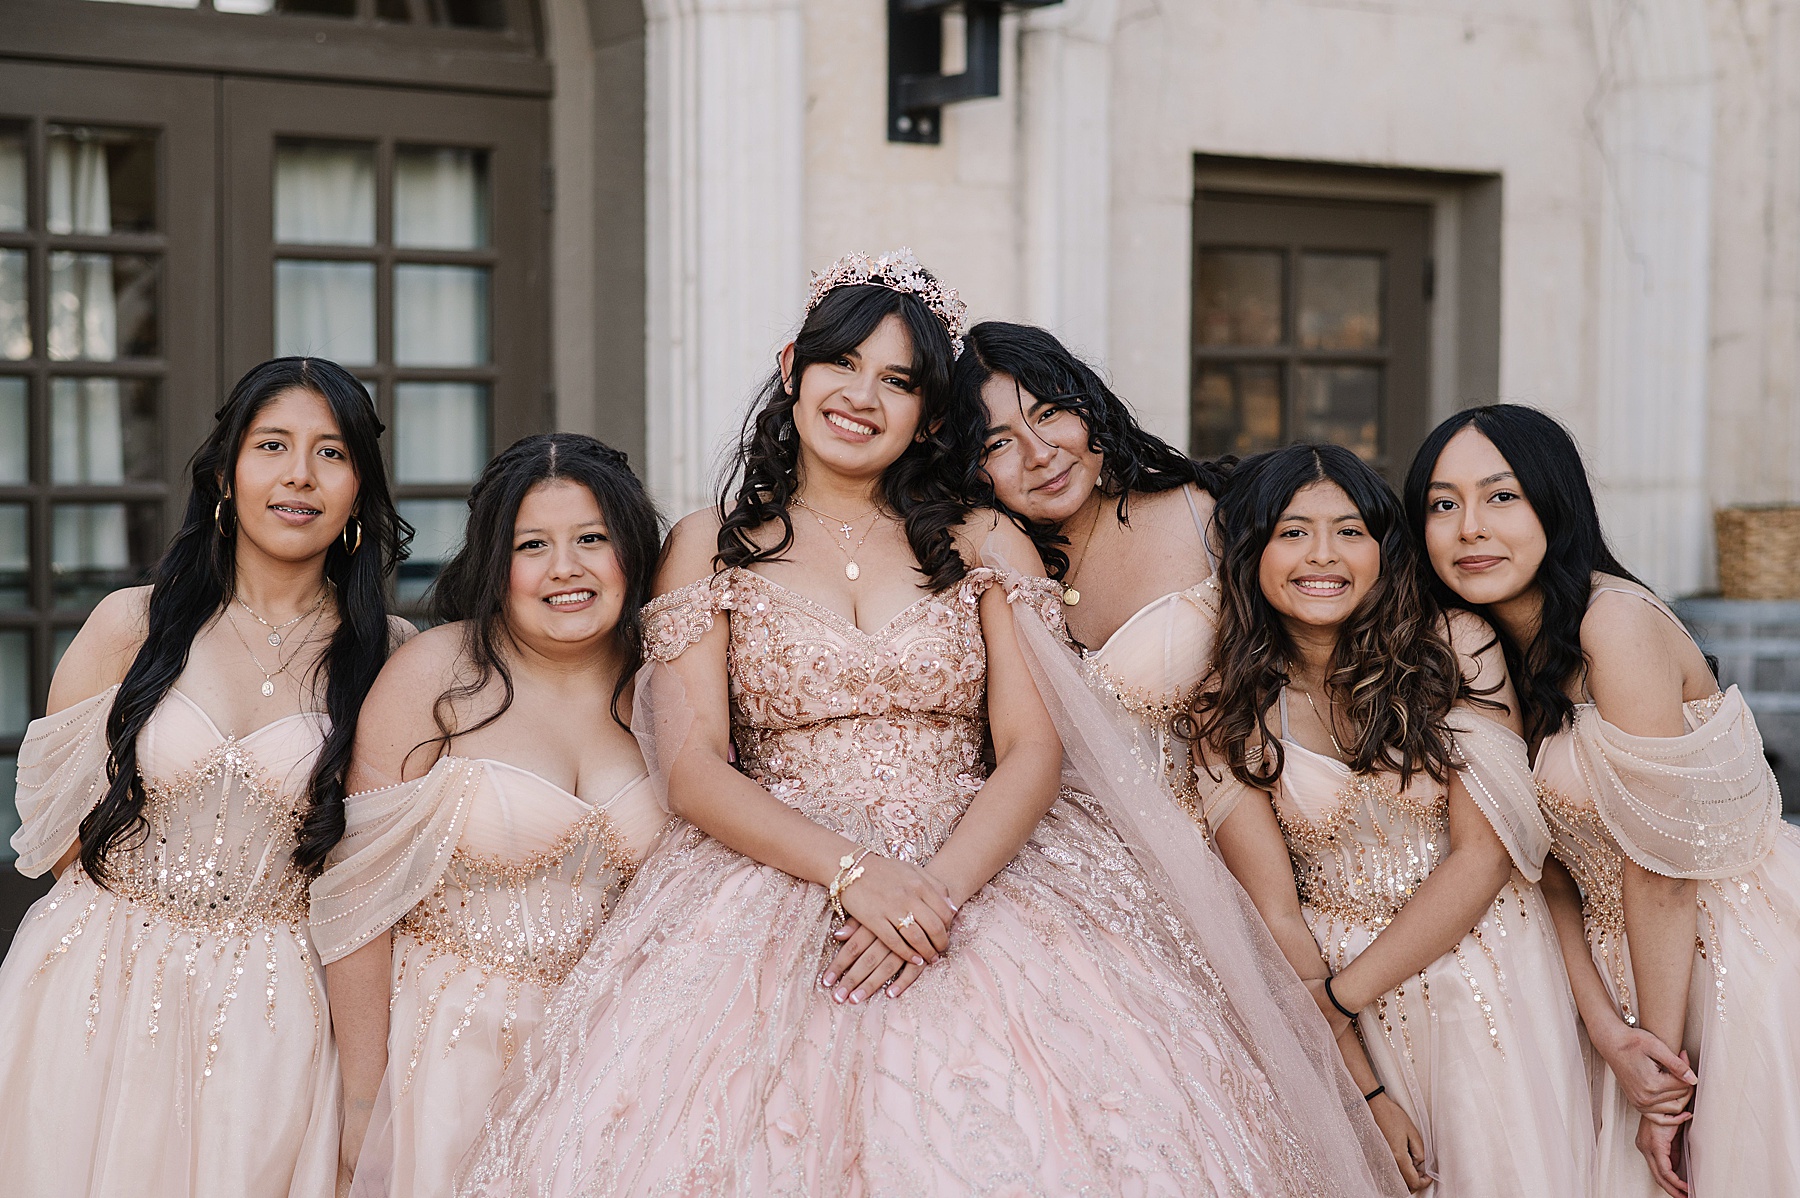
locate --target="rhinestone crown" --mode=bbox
[805,246,967,355]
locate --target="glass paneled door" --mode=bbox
[223,79,548,608]
[1190,192,1432,476]
[0,61,217,934]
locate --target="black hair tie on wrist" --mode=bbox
[1324,975,1358,1022]
[1363,1084,1386,1103]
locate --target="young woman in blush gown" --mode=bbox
[311,434,670,1198]
[954,321,1228,816]
[0,357,410,1198]
[1404,404,1800,1197]
[961,322,1428,1189]
[457,250,1405,1198]
[1193,444,1594,1198]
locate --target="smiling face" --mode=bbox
[978,372,1104,525]
[1257,480,1381,634]
[785,313,925,486]
[505,478,628,655]
[1420,426,1547,607]
[229,386,359,566]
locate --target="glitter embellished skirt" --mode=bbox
[456,790,1341,1198]
[1588,824,1800,1198]
[0,867,339,1198]
[1305,876,1591,1198]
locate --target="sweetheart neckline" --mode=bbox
[1083,580,1215,660]
[472,758,650,810]
[727,566,987,643]
[165,688,326,745]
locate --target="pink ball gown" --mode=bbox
[1535,584,1800,1196]
[310,756,670,1198]
[456,565,1404,1198]
[0,687,339,1197]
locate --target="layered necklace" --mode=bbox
[226,590,328,698]
[795,497,883,581]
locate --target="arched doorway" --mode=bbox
[0,0,554,944]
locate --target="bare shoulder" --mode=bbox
[47,585,154,713]
[1131,484,1213,534]
[657,507,725,594]
[1579,586,1683,671]
[368,620,467,709]
[386,613,420,651]
[953,508,1047,576]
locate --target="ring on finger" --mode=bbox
[897,913,916,929]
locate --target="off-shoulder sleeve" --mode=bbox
[1573,686,1779,879]
[11,686,119,877]
[956,565,1071,642]
[1195,765,1258,831]
[308,756,485,964]
[640,574,735,664]
[1446,706,1551,881]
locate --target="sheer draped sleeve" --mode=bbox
[309,756,485,964]
[1446,706,1552,881]
[1574,686,1780,879]
[983,540,1408,1198]
[10,685,119,877]
[629,573,738,816]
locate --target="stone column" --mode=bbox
[1018,0,1117,364]
[1585,0,1715,594]
[644,0,806,519]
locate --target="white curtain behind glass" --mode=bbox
[0,138,23,231]
[274,143,377,365]
[46,136,128,574]
[395,149,485,249]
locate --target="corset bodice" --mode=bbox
[641,566,1063,863]
[1273,740,1450,932]
[104,688,327,936]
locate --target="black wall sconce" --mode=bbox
[888,0,1064,144]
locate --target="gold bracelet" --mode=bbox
[829,847,874,920]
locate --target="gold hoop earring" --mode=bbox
[342,516,362,556]
[214,495,232,538]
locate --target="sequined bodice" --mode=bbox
[393,760,662,990]
[1080,578,1218,820]
[102,689,326,936]
[641,567,1063,863]
[1273,741,1449,932]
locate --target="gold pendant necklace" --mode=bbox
[235,589,325,647]
[224,600,325,697]
[1060,497,1105,606]
[795,497,880,581]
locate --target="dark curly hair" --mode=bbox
[423,434,662,765]
[84,357,409,883]
[949,320,1231,578]
[715,282,970,590]
[1196,443,1483,791]
[1401,404,1656,744]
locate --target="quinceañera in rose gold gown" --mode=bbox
[0,686,338,1198]
[1534,585,1800,1196]
[1203,690,1595,1198]
[457,563,1405,1198]
[309,757,670,1198]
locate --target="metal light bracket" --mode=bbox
[888,0,1063,144]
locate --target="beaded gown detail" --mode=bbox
[1534,587,1800,1196]
[310,757,669,1198]
[0,686,338,1198]
[458,566,1394,1198]
[1203,697,1594,1198]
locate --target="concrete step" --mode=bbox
[1674,598,1800,814]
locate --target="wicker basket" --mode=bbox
[1715,505,1800,600]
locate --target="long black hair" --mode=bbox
[83,357,409,883]
[1402,404,1652,743]
[951,320,1231,578]
[1197,443,1477,790]
[427,434,661,752]
[715,282,969,590]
